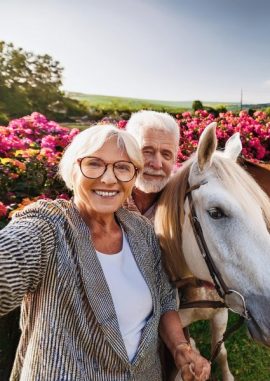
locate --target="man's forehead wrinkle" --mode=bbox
[142,141,175,151]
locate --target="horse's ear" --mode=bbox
[224,132,242,161]
[197,122,217,172]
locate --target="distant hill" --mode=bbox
[67,91,240,111]
[67,92,270,121]
[243,103,270,109]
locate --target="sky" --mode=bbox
[1,0,270,104]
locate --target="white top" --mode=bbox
[96,230,153,361]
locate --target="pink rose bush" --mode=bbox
[0,112,79,228]
[0,110,269,227]
[175,110,270,163]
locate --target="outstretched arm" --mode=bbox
[0,216,55,316]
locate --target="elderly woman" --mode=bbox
[0,125,210,381]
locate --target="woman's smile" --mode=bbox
[93,189,120,198]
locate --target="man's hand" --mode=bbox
[174,342,211,381]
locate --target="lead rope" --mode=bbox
[208,315,245,380]
[210,315,245,363]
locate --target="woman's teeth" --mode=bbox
[94,190,118,197]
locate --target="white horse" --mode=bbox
[155,122,270,381]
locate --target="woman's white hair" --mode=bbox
[59,124,143,190]
[126,110,180,150]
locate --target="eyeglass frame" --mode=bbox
[77,156,138,182]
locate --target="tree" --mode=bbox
[0,41,87,121]
[192,99,203,111]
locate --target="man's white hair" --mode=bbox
[59,124,143,190]
[126,110,180,150]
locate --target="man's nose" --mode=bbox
[100,165,117,184]
[150,153,163,169]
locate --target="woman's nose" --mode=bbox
[100,164,117,183]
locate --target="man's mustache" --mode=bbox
[143,168,166,177]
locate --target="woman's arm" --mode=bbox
[148,226,210,380]
[0,214,55,316]
[159,310,211,381]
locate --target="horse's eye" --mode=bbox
[208,207,226,219]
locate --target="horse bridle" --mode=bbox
[182,181,250,364]
[185,180,250,320]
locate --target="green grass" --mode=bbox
[190,313,270,381]
[61,122,89,131]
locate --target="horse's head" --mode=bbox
[156,122,270,347]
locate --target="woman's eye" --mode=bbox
[115,164,130,172]
[115,165,129,171]
[86,160,103,168]
[207,207,226,219]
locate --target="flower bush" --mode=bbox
[175,110,270,163]
[0,112,79,228]
[0,110,269,228]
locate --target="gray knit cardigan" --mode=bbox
[0,199,177,381]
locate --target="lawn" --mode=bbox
[191,313,270,380]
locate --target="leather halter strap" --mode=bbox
[179,300,226,310]
[186,182,231,299]
[173,277,226,310]
[178,180,248,364]
[186,180,250,322]
[186,181,250,320]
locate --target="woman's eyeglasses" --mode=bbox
[78,157,138,182]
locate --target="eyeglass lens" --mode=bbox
[80,157,136,182]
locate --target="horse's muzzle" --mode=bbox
[246,295,270,347]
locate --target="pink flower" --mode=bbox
[117,120,127,129]
[182,112,192,118]
[57,193,70,200]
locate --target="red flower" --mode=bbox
[0,202,7,218]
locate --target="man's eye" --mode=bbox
[143,150,153,155]
[163,154,172,160]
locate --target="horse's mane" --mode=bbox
[155,153,270,281]
[155,158,193,281]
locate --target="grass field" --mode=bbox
[67,92,241,113]
[190,313,270,381]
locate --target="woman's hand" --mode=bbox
[173,342,211,381]
[159,311,211,380]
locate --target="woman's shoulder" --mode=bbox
[12,198,71,223]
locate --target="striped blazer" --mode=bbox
[0,199,177,381]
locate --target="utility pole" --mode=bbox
[240,88,243,110]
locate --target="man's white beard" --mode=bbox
[135,169,169,193]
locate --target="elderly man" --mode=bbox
[125,110,179,222]
[126,110,200,381]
